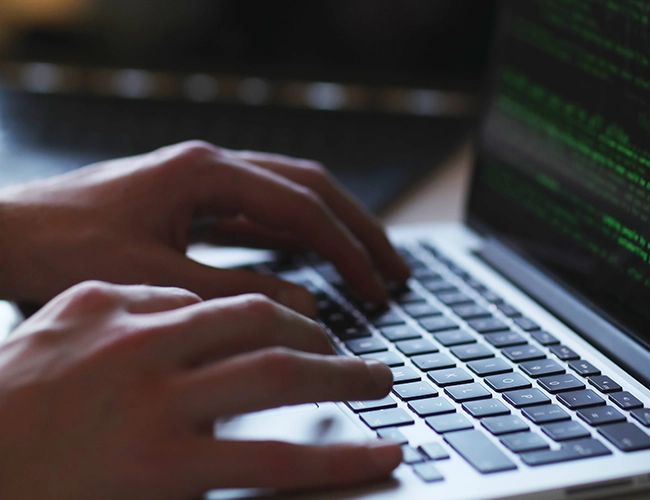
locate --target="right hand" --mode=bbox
[0,281,401,500]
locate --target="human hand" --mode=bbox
[0,281,401,500]
[0,141,409,313]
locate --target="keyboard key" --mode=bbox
[577,406,626,426]
[631,408,650,427]
[588,375,622,393]
[346,396,398,412]
[361,351,404,367]
[542,420,590,441]
[496,303,521,317]
[450,344,494,362]
[444,429,517,473]
[380,324,421,342]
[370,310,405,328]
[485,372,532,392]
[503,388,551,408]
[411,352,455,371]
[409,397,455,417]
[392,289,425,305]
[521,438,611,466]
[501,432,549,453]
[401,445,426,464]
[463,399,510,418]
[467,318,509,333]
[468,358,513,377]
[420,279,457,294]
[513,316,540,331]
[412,462,444,483]
[549,345,580,361]
[530,330,560,346]
[557,390,605,410]
[402,302,442,319]
[434,330,476,346]
[520,359,565,378]
[598,422,650,451]
[444,382,492,403]
[419,316,459,333]
[482,415,529,435]
[391,366,421,384]
[436,291,474,306]
[418,442,450,460]
[376,427,408,444]
[452,304,491,319]
[522,404,571,424]
[484,331,526,348]
[537,374,586,394]
[609,391,644,410]
[411,268,441,281]
[393,381,438,401]
[360,408,414,429]
[428,368,473,387]
[502,345,545,362]
[345,337,387,355]
[426,413,474,434]
[568,359,601,377]
[395,338,438,357]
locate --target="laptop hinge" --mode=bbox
[477,238,650,389]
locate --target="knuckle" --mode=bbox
[295,185,324,210]
[63,280,120,312]
[237,293,280,320]
[259,348,301,388]
[175,140,222,163]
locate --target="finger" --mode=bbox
[117,284,203,314]
[183,439,401,492]
[231,150,410,282]
[175,349,393,420]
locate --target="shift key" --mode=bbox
[445,430,517,474]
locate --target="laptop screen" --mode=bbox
[469,0,650,349]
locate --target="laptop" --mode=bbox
[188,1,650,498]
[0,1,494,212]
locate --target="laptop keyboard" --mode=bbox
[257,242,650,483]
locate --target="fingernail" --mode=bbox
[367,441,403,470]
[365,360,393,390]
[276,287,316,317]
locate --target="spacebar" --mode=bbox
[444,430,517,474]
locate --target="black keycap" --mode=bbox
[370,310,405,327]
[467,318,509,333]
[428,368,473,387]
[496,303,521,317]
[393,289,425,305]
[445,382,492,403]
[522,404,571,424]
[631,408,650,427]
[485,372,532,392]
[444,429,517,473]
[411,267,441,281]
[450,344,494,362]
[463,399,511,418]
[420,279,457,294]
[402,302,442,319]
[419,442,450,460]
[419,316,459,333]
[380,324,421,342]
[537,374,586,394]
[549,345,580,361]
[333,325,373,341]
[482,415,529,435]
[426,413,474,434]
[412,462,444,483]
[484,331,527,348]
[465,277,487,291]
[479,290,504,304]
[452,304,491,319]
[589,375,622,393]
[598,422,650,451]
[501,432,549,453]
[502,345,546,363]
[401,445,426,464]
[503,388,551,408]
[609,391,644,410]
[436,291,474,306]
[530,330,560,346]
[468,358,513,377]
[393,381,438,401]
[577,406,626,426]
[395,338,438,357]
[521,438,611,466]
[345,337,388,355]
[568,360,601,377]
[360,408,414,429]
[361,351,404,367]
[411,352,456,372]
[434,330,476,346]
[346,396,398,412]
[520,359,565,378]
[409,397,455,417]
[542,420,591,441]
[557,390,605,409]
[377,427,408,444]
[513,316,540,331]
[321,310,358,330]
[391,366,421,384]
